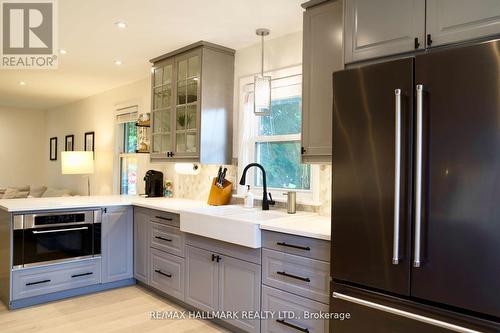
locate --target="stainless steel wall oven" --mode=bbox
[13,210,101,269]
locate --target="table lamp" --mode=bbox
[61,151,94,196]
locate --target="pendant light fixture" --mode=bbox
[254,28,271,116]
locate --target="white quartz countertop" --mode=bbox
[259,215,331,241]
[0,195,207,213]
[0,195,330,240]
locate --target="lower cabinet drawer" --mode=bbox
[150,248,185,301]
[262,249,330,304]
[262,285,329,333]
[151,222,185,257]
[12,258,101,300]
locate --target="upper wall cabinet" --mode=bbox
[150,42,235,164]
[344,0,425,64]
[301,0,344,163]
[426,0,500,47]
[345,0,500,64]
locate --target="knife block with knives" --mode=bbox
[207,166,232,206]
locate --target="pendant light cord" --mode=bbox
[261,34,264,76]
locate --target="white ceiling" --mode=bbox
[0,0,303,110]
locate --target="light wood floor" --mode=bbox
[0,285,230,333]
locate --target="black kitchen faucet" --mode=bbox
[239,163,275,210]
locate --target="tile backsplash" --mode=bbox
[153,163,332,216]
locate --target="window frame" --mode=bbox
[237,65,320,205]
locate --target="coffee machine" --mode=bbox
[144,170,163,197]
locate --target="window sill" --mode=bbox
[232,194,322,207]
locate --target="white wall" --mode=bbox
[0,107,47,187]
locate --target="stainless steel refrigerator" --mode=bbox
[331,39,500,332]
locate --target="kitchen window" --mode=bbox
[238,65,319,204]
[120,122,139,195]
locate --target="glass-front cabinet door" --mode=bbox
[173,50,200,158]
[151,60,174,157]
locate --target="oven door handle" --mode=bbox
[32,226,89,234]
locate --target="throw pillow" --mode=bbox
[29,186,47,198]
[3,188,29,199]
[42,188,72,198]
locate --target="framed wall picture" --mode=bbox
[50,137,57,161]
[65,135,74,151]
[84,131,95,156]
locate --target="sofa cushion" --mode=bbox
[0,188,5,199]
[3,188,29,199]
[29,186,47,198]
[42,188,72,198]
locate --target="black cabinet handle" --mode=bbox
[211,254,217,261]
[155,216,173,221]
[71,272,93,278]
[216,255,222,263]
[277,271,310,282]
[276,319,309,333]
[155,270,172,278]
[427,34,433,46]
[155,236,172,242]
[414,37,420,49]
[276,242,310,251]
[26,279,51,286]
[301,147,306,155]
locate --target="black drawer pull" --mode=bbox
[71,272,93,278]
[155,236,172,242]
[26,279,51,286]
[276,242,310,251]
[277,271,310,282]
[276,319,309,333]
[155,269,172,278]
[155,216,173,221]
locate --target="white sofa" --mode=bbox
[0,186,72,199]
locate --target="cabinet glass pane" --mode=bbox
[186,132,197,153]
[152,134,161,153]
[176,106,187,130]
[178,60,187,81]
[188,56,199,78]
[153,111,161,133]
[186,105,197,130]
[186,78,198,103]
[161,134,171,153]
[163,65,172,84]
[154,67,162,86]
[176,133,186,152]
[153,87,162,109]
[161,109,171,133]
[177,80,187,105]
[162,84,171,107]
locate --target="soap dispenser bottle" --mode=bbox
[244,185,254,208]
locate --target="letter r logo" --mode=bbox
[2,1,53,55]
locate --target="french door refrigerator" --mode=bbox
[331,39,500,333]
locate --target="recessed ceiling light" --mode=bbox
[18,81,26,86]
[114,60,123,65]
[115,21,127,29]
[59,49,67,55]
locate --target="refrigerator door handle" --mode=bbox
[414,84,424,268]
[332,292,482,333]
[393,89,402,265]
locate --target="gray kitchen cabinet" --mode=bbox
[185,241,262,333]
[133,208,150,284]
[150,248,185,301]
[344,0,426,63]
[150,41,235,164]
[101,207,133,283]
[185,245,219,312]
[301,0,344,163]
[426,0,500,47]
[218,256,261,333]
